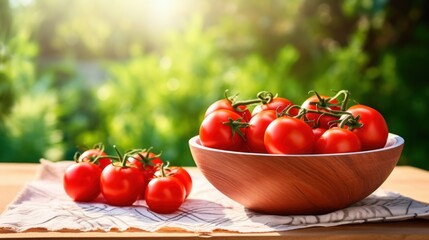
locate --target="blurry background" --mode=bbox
[0,0,428,169]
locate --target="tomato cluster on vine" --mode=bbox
[63,144,192,214]
[199,89,389,154]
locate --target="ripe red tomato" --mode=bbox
[252,97,298,116]
[205,98,251,122]
[312,127,327,141]
[128,151,163,180]
[314,127,361,154]
[63,162,101,202]
[127,151,163,199]
[246,110,278,153]
[264,116,315,154]
[199,109,247,151]
[166,167,193,199]
[346,104,389,150]
[301,95,340,129]
[78,148,111,170]
[145,176,186,214]
[100,163,145,206]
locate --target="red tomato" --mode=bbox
[252,97,298,116]
[205,99,251,122]
[246,110,277,153]
[127,151,163,199]
[63,162,101,202]
[199,109,247,151]
[314,127,361,154]
[346,104,389,150]
[301,95,340,129]
[128,151,163,180]
[78,148,111,170]
[100,163,145,206]
[167,167,193,199]
[145,176,186,214]
[264,116,315,154]
[312,127,327,141]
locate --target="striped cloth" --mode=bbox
[0,160,428,233]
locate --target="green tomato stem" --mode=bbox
[231,90,276,110]
[113,145,127,168]
[329,90,351,111]
[159,162,170,178]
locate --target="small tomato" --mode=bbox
[63,162,101,202]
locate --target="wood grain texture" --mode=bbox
[189,134,404,215]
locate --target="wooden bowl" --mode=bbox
[189,133,404,215]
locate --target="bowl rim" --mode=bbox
[189,133,404,157]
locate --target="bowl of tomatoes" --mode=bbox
[189,90,405,215]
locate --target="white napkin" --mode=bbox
[0,160,428,233]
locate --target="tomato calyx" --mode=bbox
[338,114,364,130]
[112,145,141,168]
[127,147,163,169]
[222,117,249,139]
[306,89,351,111]
[306,90,335,108]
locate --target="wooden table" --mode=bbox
[1,163,429,239]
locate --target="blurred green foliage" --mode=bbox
[0,0,428,169]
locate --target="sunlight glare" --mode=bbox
[147,0,182,31]
[9,0,33,8]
